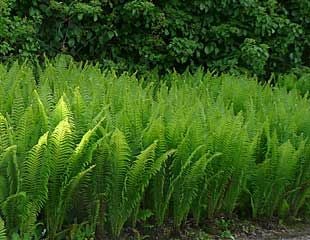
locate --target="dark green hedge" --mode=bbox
[0,0,309,75]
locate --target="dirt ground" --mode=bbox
[237,223,310,240]
[212,220,310,240]
[212,219,310,240]
[121,218,310,240]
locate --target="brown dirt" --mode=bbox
[120,218,310,240]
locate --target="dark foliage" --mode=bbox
[0,0,309,76]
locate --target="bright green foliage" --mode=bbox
[0,58,309,238]
[278,67,310,96]
[0,217,6,240]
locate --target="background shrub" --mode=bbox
[0,0,309,76]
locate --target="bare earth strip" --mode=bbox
[236,223,310,240]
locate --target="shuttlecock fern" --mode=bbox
[1,192,27,238]
[20,132,49,235]
[45,118,101,239]
[0,59,309,239]
[0,217,7,240]
[0,115,11,153]
[45,118,74,238]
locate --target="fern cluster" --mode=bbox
[0,57,309,239]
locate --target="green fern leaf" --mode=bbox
[1,192,27,237]
[0,217,7,240]
[0,114,11,153]
[45,118,74,236]
[20,132,49,235]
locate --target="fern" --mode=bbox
[15,107,36,161]
[106,129,131,237]
[0,59,309,238]
[67,118,104,179]
[71,87,88,139]
[287,141,310,217]
[249,132,299,218]
[33,90,49,132]
[1,192,27,237]
[46,119,101,239]
[106,128,174,237]
[173,153,221,227]
[45,118,74,237]
[57,165,95,234]
[0,115,11,153]
[50,95,73,130]
[0,217,7,240]
[10,86,25,131]
[2,146,19,195]
[20,132,50,235]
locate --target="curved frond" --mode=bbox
[67,118,104,179]
[0,115,11,153]
[50,95,72,129]
[1,192,27,236]
[21,132,49,217]
[46,118,74,234]
[0,217,7,240]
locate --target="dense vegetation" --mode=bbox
[1,0,309,75]
[0,57,309,239]
[1,0,309,239]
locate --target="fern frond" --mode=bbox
[50,95,72,130]
[56,165,95,234]
[67,118,104,179]
[0,217,7,240]
[155,145,203,225]
[37,81,56,114]
[15,106,36,160]
[106,129,131,237]
[125,142,157,212]
[288,141,310,216]
[173,153,221,227]
[20,132,50,233]
[10,86,25,130]
[33,90,49,132]
[1,146,19,195]
[1,192,27,237]
[46,118,74,235]
[71,87,88,138]
[0,114,11,153]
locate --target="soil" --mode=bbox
[121,218,310,240]
[233,222,310,240]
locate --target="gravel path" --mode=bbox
[235,222,310,240]
[265,228,310,239]
[279,224,310,240]
[239,234,310,240]
[286,237,310,240]
[279,236,310,240]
